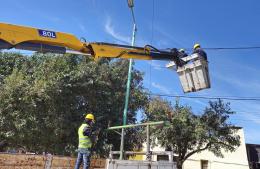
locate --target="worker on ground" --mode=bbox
[74,113,95,169]
[192,43,207,61]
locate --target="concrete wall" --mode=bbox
[0,153,106,169]
[107,160,176,169]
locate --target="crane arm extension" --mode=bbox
[90,42,177,60]
[0,22,179,62]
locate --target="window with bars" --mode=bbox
[201,160,208,169]
[256,148,260,162]
[157,155,169,161]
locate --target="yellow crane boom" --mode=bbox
[0,22,178,61]
[0,22,211,93]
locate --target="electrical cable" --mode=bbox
[148,0,154,95]
[232,119,260,122]
[204,46,260,50]
[234,111,260,115]
[148,0,155,92]
[5,44,260,55]
[150,0,155,45]
[174,46,260,52]
[150,93,260,101]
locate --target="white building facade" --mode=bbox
[142,129,249,169]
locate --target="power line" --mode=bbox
[150,93,260,101]
[229,119,260,123]
[150,0,155,45]
[4,44,260,56]
[176,46,260,52]
[234,109,260,112]
[204,46,260,50]
[149,0,154,92]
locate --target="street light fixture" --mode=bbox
[127,0,134,8]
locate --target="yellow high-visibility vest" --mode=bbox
[78,123,92,149]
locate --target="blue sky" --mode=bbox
[1,0,260,144]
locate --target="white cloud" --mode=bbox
[78,23,87,33]
[246,114,260,124]
[148,61,163,70]
[154,26,188,48]
[43,16,61,23]
[151,82,208,107]
[182,97,208,107]
[152,82,171,94]
[212,70,260,95]
[236,110,260,124]
[14,2,61,24]
[105,17,131,44]
[194,84,260,126]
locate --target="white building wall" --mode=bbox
[146,129,249,169]
[183,129,249,169]
[142,139,165,161]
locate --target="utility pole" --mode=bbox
[119,0,137,160]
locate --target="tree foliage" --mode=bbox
[146,97,241,169]
[0,52,148,156]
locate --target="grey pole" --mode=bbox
[146,124,151,161]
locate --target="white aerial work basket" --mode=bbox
[176,54,210,93]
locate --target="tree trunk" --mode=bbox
[176,161,183,169]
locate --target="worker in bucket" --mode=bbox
[74,113,95,169]
[170,48,186,68]
[192,43,207,61]
[178,48,188,58]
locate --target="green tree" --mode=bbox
[146,98,240,169]
[0,52,148,156]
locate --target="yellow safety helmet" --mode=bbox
[85,113,95,121]
[193,43,201,49]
